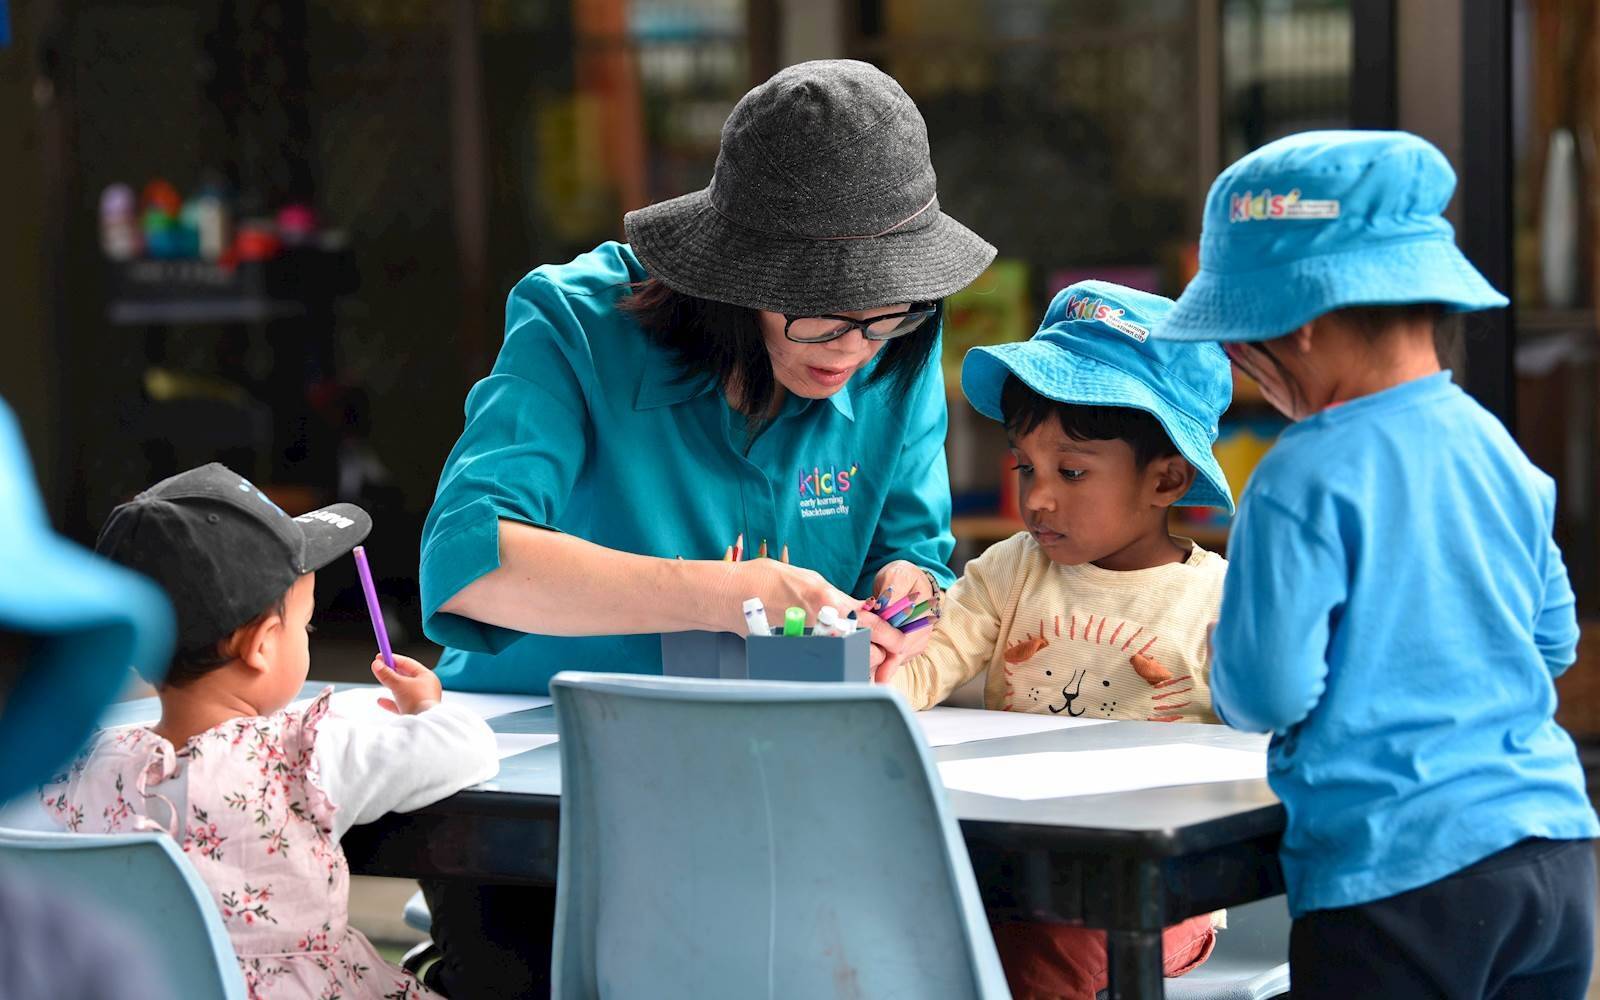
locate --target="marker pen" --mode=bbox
[836,611,858,636]
[743,598,772,637]
[816,605,841,637]
[783,607,806,637]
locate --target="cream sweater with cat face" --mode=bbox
[892,531,1226,723]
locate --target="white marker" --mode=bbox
[836,610,858,637]
[743,598,772,637]
[816,605,842,637]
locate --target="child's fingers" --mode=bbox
[377,697,400,715]
[388,655,426,677]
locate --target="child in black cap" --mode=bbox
[42,463,496,1000]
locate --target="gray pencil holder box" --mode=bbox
[660,628,871,683]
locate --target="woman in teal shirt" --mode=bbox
[416,60,995,998]
[421,59,995,697]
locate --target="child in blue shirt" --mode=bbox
[1157,130,1599,999]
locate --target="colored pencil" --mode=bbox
[352,546,394,669]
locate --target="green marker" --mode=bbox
[783,606,806,637]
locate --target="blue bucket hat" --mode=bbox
[1158,130,1508,343]
[962,280,1235,512]
[0,397,174,804]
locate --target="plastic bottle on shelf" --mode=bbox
[276,203,318,246]
[98,184,140,260]
[189,185,230,261]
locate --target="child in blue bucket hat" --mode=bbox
[888,280,1234,998]
[1156,130,1598,999]
[0,394,176,1000]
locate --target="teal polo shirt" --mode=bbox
[420,242,956,694]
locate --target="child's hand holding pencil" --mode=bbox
[372,654,444,715]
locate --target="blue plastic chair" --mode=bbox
[400,889,438,975]
[549,672,1011,1000]
[0,827,246,999]
[1164,895,1291,1000]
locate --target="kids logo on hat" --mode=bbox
[1062,293,1149,342]
[1229,188,1340,222]
[797,461,857,520]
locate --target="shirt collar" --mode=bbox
[824,382,855,420]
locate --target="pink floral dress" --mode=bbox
[41,689,433,1000]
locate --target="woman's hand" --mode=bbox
[372,654,443,715]
[711,558,859,634]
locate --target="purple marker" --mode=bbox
[352,546,395,669]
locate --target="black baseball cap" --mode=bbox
[94,463,372,658]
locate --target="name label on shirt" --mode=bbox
[797,462,857,520]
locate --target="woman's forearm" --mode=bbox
[439,520,738,636]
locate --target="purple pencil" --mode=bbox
[352,546,395,669]
[900,615,936,635]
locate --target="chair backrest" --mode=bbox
[0,827,246,999]
[550,672,1011,1000]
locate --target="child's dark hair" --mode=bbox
[1000,375,1180,466]
[1231,303,1446,413]
[164,593,288,688]
[619,278,943,420]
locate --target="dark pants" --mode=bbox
[419,880,557,999]
[1290,838,1596,1000]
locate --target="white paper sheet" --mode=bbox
[936,744,1267,800]
[495,734,560,760]
[914,706,1112,747]
[301,687,551,728]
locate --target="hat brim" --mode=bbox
[295,502,373,573]
[0,532,175,802]
[624,188,997,315]
[1158,237,1510,343]
[962,342,1235,513]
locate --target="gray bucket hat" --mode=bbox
[624,59,997,316]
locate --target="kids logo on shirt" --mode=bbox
[797,462,857,520]
[1061,294,1150,343]
[1228,188,1341,222]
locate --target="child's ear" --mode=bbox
[1147,456,1197,509]
[234,610,284,675]
[1290,320,1318,354]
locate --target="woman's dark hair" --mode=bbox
[1000,375,1179,467]
[1229,303,1446,415]
[165,593,288,688]
[618,278,943,421]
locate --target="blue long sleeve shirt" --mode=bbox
[1212,372,1597,915]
